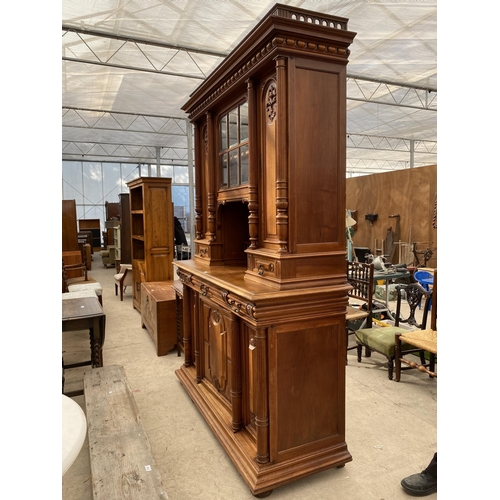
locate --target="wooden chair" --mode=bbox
[354,282,431,380]
[64,262,88,283]
[395,270,437,382]
[63,250,88,282]
[346,261,374,363]
[114,264,133,301]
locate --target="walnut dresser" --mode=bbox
[175,3,356,497]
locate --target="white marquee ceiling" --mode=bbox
[62,0,437,175]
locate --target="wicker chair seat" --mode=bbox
[399,329,437,354]
[346,306,369,322]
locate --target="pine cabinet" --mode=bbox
[175,4,356,496]
[140,281,177,356]
[127,177,174,311]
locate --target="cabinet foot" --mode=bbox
[254,490,273,498]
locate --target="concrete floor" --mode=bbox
[62,254,437,499]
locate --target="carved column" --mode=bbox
[253,327,269,464]
[247,78,259,250]
[194,122,203,240]
[194,290,202,383]
[230,317,242,432]
[206,112,216,241]
[181,281,193,367]
[275,56,289,253]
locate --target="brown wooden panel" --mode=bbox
[146,187,170,247]
[105,201,120,219]
[346,164,437,266]
[271,321,342,458]
[62,200,78,252]
[289,58,342,249]
[119,193,131,264]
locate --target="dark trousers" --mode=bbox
[424,452,437,479]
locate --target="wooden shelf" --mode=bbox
[127,177,174,312]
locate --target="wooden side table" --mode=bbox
[62,296,106,396]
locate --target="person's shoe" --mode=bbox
[401,470,437,496]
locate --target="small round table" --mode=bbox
[62,394,87,475]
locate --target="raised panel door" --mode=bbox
[199,299,233,403]
[268,317,346,463]
[144,184,174,282]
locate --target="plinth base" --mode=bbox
[176,365,352,496]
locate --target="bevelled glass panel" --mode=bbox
[229,149,239,187]
[240,102,248,141]
[240,144,249,184]
[229,109,238,147]
[220,115,227,151]
[220,153,228,188]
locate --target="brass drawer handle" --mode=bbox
[257,262,275,276]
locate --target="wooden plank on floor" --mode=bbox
[84,365,169,499]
